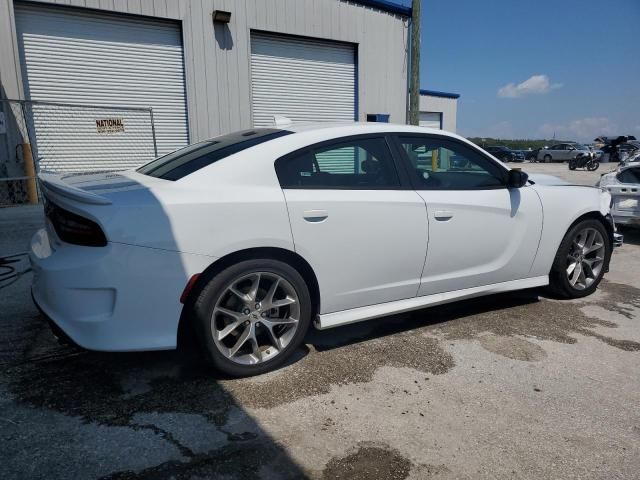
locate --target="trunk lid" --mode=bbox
[38,170,166,205]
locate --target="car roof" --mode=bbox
[284,121,446,136]
[270,121,473,147]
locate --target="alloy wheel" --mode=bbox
[565,227,606,290]
[211,272,300,365]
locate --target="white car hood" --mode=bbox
[526,173,571,186]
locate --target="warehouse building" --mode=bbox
[419,89,459,132]
[0,0,458,201]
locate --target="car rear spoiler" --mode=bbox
[38,172,112,205]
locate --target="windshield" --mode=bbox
[138,128,292,180]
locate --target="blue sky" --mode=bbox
[400,0,640,141]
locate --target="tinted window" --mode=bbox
[276,136,400,189]
[617,167,640,184]
[138,129,292,180]
[398,136,506,190]
[550,144,563,150]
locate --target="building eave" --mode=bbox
[420,89,461,99]
[350,0,412,17]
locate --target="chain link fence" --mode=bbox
[0,99,158,206]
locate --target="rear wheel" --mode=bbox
[568,159,577,170]
[544,154,552,163]
[192,259,312,377]
[548,219,610,298]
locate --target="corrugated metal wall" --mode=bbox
[0,0,409,144]
[250,32,356,127]
[14,3,189,171]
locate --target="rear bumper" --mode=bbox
[29,228,215,351]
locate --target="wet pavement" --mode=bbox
[1,165,639,479]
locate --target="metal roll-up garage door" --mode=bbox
[419,112,442,129]
[250,32,356,127]
[15,3,189,173]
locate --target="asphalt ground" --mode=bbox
[1,161,639,479]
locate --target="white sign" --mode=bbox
[0,112,6,135]
[96,118,125,134]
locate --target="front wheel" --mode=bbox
[587,160,599,171]
[547,219,611,299]
[192,259,312,377]
[544,154,552,163]
[568,159,577,170]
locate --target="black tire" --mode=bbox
[587,161,599,171]
[547,218,611,299]
[568,159,576,170]
[544,154,552,163]
[191,259,312,377]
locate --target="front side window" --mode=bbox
[138,129,292,180]
[276,136,400,189]
[397,136,506,190]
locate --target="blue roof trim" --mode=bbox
[350,0,412,17]
[420,89,461,99]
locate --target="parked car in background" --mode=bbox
[30,122,619,377]
[526,149,540,162]
[589,146,604,161]
[537,143,592,163]
[618,142,639,161]
[598,162,640,227]
[510,150,526,162]
[484,145,520,162]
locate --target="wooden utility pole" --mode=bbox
[408,0,421,125]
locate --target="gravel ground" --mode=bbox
[1,163,639,479]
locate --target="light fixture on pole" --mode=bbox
[212,10,231,23]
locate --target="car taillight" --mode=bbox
[45,200,107,247]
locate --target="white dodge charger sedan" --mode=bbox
[30,123,620,376]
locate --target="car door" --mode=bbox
[554,144,568,161]
[391,134,543,296]
[275,134,428,314]
[562,144,576,160]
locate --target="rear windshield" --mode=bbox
[137,128,292,180]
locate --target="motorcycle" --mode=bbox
[568,152,599,171]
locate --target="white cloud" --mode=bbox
[498,75,562,98]
[538,117,616,141]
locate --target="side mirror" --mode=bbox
[507,169,528,188]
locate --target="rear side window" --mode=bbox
[275,136,400,189]
[617,167,640,184]
[138,129,292,180]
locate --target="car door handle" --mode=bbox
[434,210,454,221]
[303,210,328,223]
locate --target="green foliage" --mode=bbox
[467,137,572,150]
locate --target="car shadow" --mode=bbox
[305,289,541,352]
[618,226,640,246]
[1,275,310,480]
